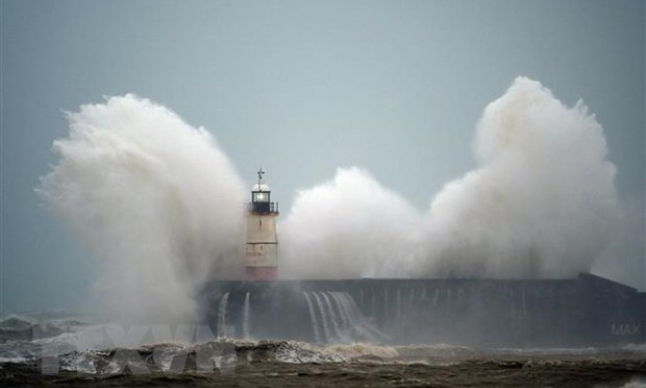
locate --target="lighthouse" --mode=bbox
[245,168,279,281]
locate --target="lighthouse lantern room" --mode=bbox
[245,168,279,281]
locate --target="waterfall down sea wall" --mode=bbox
[199,273,645,346]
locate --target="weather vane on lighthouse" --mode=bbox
[257,167,265,183]
[244,168,279,281]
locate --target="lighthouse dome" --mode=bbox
[252,183,271,192]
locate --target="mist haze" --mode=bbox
[2,1,643,315]
[37,77,626,321]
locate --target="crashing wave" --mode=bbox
[54,339,405,373]
[0,314,92,344]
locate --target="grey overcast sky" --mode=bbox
[1,0,644,313]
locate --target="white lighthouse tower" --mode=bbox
[245,168,279,281]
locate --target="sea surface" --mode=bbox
[1,313,645,387]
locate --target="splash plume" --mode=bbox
[279,167,421,279]
[39,95,246,322]
[39,77,621,321]
[280,77,620,279]
[416,77,620,278]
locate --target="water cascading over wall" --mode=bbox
[200,275,645,346]
[206,284,383,343]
